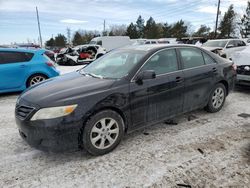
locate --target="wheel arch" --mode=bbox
[218,80,229,95]
[25,72,48,88]
[83,106,127,132]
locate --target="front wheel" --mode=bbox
[82,110,125,156]
[205,83,226,113]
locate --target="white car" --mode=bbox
[231,46,250,86]
[56,45,106,65]
[202,39,247,59]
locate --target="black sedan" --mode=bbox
[15,45,236,155]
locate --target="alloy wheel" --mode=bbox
[30,75,46,86]
[212,87,225,109]
[90,118,119,149]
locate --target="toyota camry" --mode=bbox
[15,45,236,155]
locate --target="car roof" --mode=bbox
[0,48,46,53]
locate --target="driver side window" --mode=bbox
[141,49,178,75]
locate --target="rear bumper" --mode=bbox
[16,116,82,152]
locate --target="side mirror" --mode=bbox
[135,70,156,85]
[226,44,234,48]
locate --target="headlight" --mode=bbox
[31,104,77,121]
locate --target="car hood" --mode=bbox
[202,47,223,51]
[20,71,115,107]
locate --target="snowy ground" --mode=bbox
[0,69,249,187]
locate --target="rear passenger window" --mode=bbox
[179,48,205,69]
[141,49,178,75]
[203,52,216,64]
[0,51,34,64]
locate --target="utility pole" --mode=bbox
[214,0,221,39]
[36,6,43,47]
[103,19,106,36]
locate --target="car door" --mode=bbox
[130,48,184,128]
[178,47,217,112]
[0,51,31,90]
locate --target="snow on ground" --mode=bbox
[0,86,249,187]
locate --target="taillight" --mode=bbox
[46,61,54,67]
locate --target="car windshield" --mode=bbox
[202,40,228,48]
[80,49,146,79]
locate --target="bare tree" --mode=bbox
[109,24,127,36]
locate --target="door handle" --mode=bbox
[175,76,183,83]
[20,64,26,68]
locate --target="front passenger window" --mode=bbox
[179,48,205,69]
[141,49,178,75]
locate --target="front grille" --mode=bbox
[237,65,250,75]
[16,105,35,120]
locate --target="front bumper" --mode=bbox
[237,74,250,86]
[16,116,83,152]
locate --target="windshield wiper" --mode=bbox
[80,71,103,79]
[87,73,103,79]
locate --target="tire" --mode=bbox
[82,110,125,156]
[68,59,76,66]
[27,74,47,88]
[96,54,103,59]
[205,83,226,113]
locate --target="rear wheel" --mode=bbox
[27,74,47,87]
[205,83,226,113]
[82,110,124,156]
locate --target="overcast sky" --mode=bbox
[0,0,249,44]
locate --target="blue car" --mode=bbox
[0,48,60,93]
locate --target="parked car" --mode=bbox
[56,45,106,65]
[202,39,247,59]
[157,38,170,44]
[0,48,59,93]
[130,39,147,45]
[16,44,236,155]
[44,50,56,62]
[144,39,158,44]
[231,46,250,86]
[89,36,132,51]
[16,43,40,49]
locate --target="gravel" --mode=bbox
[0,79,249,187]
